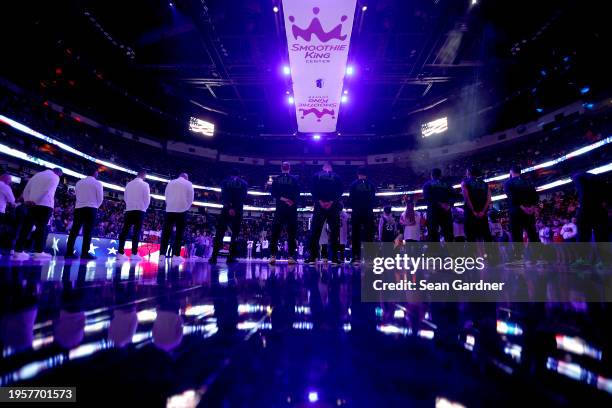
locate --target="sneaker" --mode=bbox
[330,259,340,266]
[64,253,77,260]
[116,253,129,262]
[131,254,143,261]
[287,257,297,265]
[269,256,276,265]
[172,255,185,262]
[208,257,218,265]
[33,252,52,260]
[352,258,361,266]
[12,251,30,261]
[227,257,239,264]
[321,258,328,263]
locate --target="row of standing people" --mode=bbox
[264,162,607,265]
[0,161,606,263]
[0,167,195,261]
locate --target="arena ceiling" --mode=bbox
[0,0,608,150]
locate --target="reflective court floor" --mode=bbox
[0,257,610,407]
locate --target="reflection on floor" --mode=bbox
[0,257,610,407]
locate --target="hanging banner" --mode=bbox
[282,0,356,133]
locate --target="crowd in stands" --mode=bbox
[1,86,611,259]
[1,85,611,195]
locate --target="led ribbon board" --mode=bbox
[282,0,356,133]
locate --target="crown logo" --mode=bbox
[299,108,336,121]
[289,7,348,43]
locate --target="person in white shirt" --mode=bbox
[262,238,270,259]
[247,240,253,259]
[66,167,104,259]
[13,168,62,260]
[0,173,16,215]
[255,240,262,258]
[538,220,552,244]
[160,173,194,261]
[117,170,150,261]
[400,200,423,242]
[0,174,16,256]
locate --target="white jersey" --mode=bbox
[0,181,16,213]
[401,211,422,241]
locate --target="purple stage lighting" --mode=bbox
[273,6,279,13]
[343,90,348,95]
[362,5,368,11]
[168,2,174,7]
[288,96,294,104]
[341,95,348,103]
[312,134,321,141]
[346,66,354,76]
[282,65,291,75]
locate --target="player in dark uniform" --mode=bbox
[379,205,398,242]
[572,171,608,242]
[269,162,300,265]
[306,163,343,265]
[210,169,248,264]
[423,168,455,242]
[349,166,376,264]
[503,165,539,243]
[461,165,492,241]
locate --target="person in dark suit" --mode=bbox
[305,163,343,265]
[423,168,455,242]
[210,169,248,264]
[348,166,376,264]
[503,165,539,243]
[269,162,300,265]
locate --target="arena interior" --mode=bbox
[0,1,610,407]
